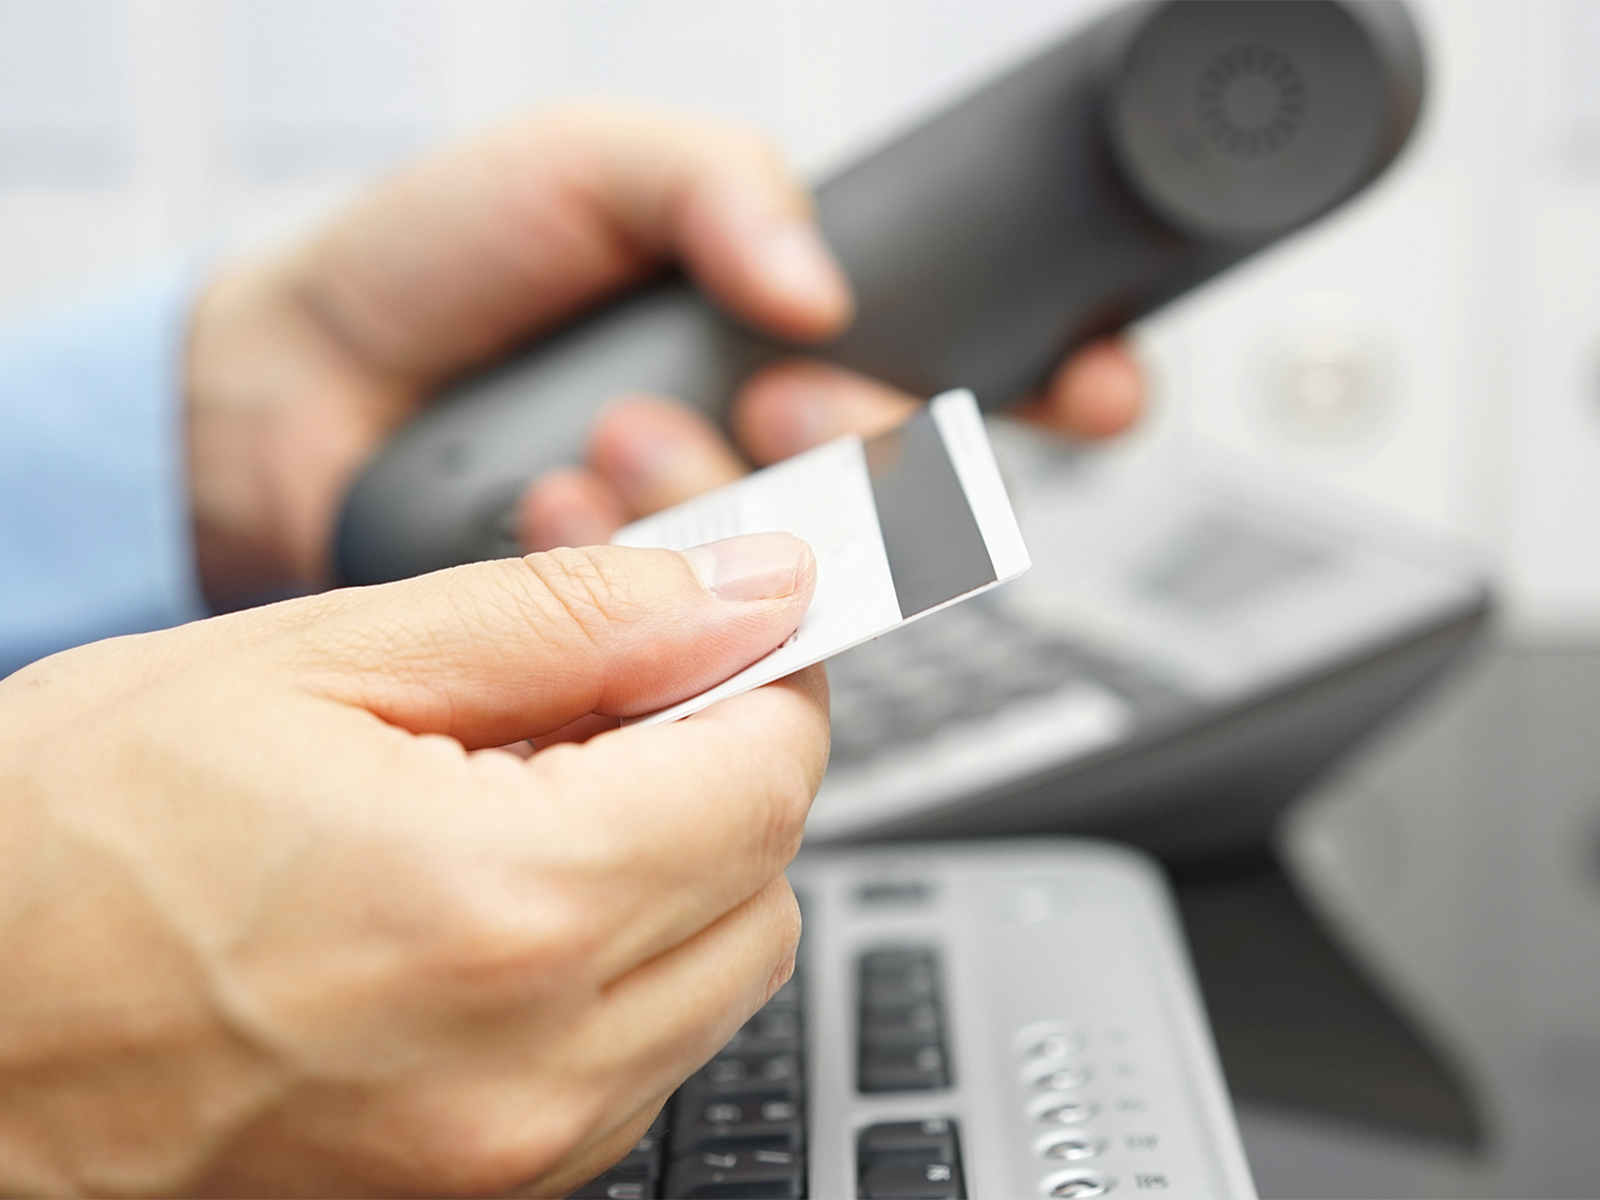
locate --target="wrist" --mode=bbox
[185,257,397,607]
[186,263,285,606]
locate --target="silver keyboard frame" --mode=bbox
[789,839,1257,1199]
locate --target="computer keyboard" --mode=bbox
[570,840,1256,1200]
[570,968,809,1200]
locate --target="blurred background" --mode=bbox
[5,3,1599,1197]
[4,0,1600,633]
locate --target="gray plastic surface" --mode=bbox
[789,839,1258,1199]
[1112,1,1423,241]
[336,0,1424,585]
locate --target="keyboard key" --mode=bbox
[663,1144,804,1199]
[605,1152,655,1178]
[567,1118,666,1198]
[702,1057,750,1087]
[861,1001,941,1044]
[722,1006,803,1057]
[852,880,935,908]
[857,1118,960,1168]
[751,1009,801,1042]
[860,956,938,1007]
[859,947,951,1093]
[693,1052,799,1092]
[762,974,803,1011]
[859,1042,950,1092]
[567,1152,658,1200]
[859,1161,965,1199]
[668,1090,805,1157]
[566,1181,649,1200]
[861,948,935,975]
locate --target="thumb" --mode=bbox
[260,532,814,747]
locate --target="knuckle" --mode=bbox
[767,880,803,953]
[402,1089,602,1197]
[753,752,813,870]
[410,866,598,1001]
[521,546,641,645]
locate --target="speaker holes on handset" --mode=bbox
[1196,45,1307,159]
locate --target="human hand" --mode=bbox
[185,104,852,608]
[185,102,1143,605]
[519,340,1144,549]
[0,533,825,1197]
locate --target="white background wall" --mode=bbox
[1,0,1597,631]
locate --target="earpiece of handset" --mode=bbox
[335,0,1424,586]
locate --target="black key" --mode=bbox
[858,947,949,1092]
[858,1117,959,1167]
[672,1135,799,1163]
[678,1065,802,1108]
[567,1167,654,1199]
[568,1128,665,1198]
[857,1118,963,1199]
[853,880,934,908]
[606,1151,656,1179]
[860,958,938,1007]
[754,1054,801,1085]
[762,973,803,1011]
[860,1001,941,1045]
[860,948,934,978]
[701,1056,752,1087]
[691,1052,802,1093]
[664,1144,804,1199]
[859,1041,950,1092]
[859,1161,964,1199]
[566,1182,645,1199]
[720,1008,803,1057]
[668,1091,805,1158]
[629,1114,668,1157]
[749,1008,801,1042]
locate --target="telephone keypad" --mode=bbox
[1012,1024,1183,1197]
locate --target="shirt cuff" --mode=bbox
[0,260,208,677]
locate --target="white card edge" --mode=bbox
[624,390,1030,726]
[928,388,1031,582]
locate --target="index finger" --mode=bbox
[732,339,1147,463]
[298,104,853,387]
[530,666,829,981]
[458,666,830,986]
[732,359,918,465]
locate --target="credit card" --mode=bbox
[613,389,1030,724]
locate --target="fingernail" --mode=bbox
[682,532,807,602]
[758,222,851,314]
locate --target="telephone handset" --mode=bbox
[333,0,1425,587]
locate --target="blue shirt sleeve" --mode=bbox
[0,263,207,677]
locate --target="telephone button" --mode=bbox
[1024,1061,1092,1090]
[1036,1132,1107,1161]
[1042,1171,1114,1197]
[1031,1095,1099,1124]
[1013,1021,1085,1059]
